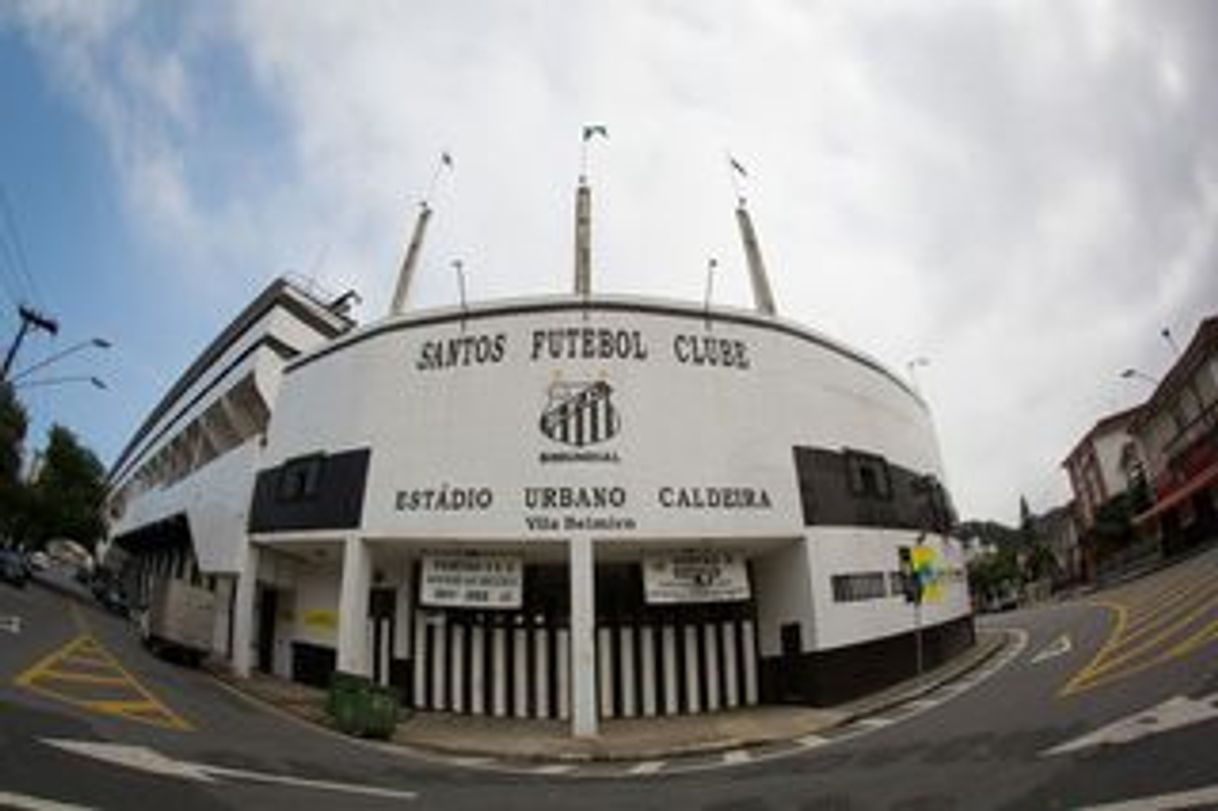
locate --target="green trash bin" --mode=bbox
[328,671,373,735]
[362,684,402,740]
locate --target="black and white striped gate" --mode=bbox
[411,611,759,719]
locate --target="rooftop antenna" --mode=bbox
[452,258,468,332]
[389,151,453,316]
[575,125,608,299]
[727,153,777,316]
[703,257,718,330]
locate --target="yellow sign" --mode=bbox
[301,609,338,630]
[911,545,944,604]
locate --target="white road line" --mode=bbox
[796,734,828,748]
[904,698,939,711]
[531,764,575,775]
[1043,692,1218,756]
[1030,634,1073,664]
[1,614,22,634]
[202,764,418,799]
[721,749,751,765]
[853,717,893,729]
[42,739,417,800]
[628,761,667,774]
[0,792,95,811]
[1076,783,1218,810]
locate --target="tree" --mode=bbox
[0,383,28,541]
[28,425,106,552]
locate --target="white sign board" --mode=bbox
[643,551,750,604]
[420,555,523,609]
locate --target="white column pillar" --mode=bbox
[722,621,740,709]
[556,628,571,720]
[470,625,486,715]
[412,611,427,709]
[703,623,721,712]
[741,619,759,705]
[619,626,636,718]
[231,544,260,678]
[431,616,448,710]
[640,625,657,717]
[451,623,466,713]
[598,627,615,719]
[661,624,678,716]
[533,626,550,719]
[569,535,598,737]
[492,626,507,717]
[684,625,701,714]
[512,625,529,718]
[336,537,372,676]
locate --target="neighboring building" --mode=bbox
[1129,316,1218,554]
[958,534,997,564]
[1036,502,1082,585]
[104,278,355,660]
[1062,406,1144,534]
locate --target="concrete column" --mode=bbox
[336,536,372,676]
[569,535,597,737]
[231,544,260,678]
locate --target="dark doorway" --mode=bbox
[369,587,396,686]
[779,622,804,702]
[257,587,278,674]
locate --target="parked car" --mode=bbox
[0,549,30,588]
[28,551,49,571]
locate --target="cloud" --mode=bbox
[7,0,1218,522]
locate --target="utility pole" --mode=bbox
[2,306,59,382]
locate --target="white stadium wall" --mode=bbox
[245,295,973,709]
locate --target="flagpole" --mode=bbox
[390,152,453,316]
[703,257,717,330]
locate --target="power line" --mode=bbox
[0,200,23,309]
[0,185,43,309]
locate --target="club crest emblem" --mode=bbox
[540,380,620,447]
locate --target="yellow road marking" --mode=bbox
[1123,578,1218,634]
[13,634,193,731]
[1062,561,1218,697]
[1087,588,1218,678]
[35,670,130,686]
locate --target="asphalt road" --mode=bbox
[2,546,1216,810]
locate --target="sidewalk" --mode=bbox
[213,628,1009,763]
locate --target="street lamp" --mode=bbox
[14,375,107,391]
[9,337,111,383]
[1120,368,1160,386]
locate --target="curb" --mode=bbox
[206,628,1016,769]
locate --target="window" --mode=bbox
[278,454,325,502]
[845,451,892,500]
[831,572,888,602]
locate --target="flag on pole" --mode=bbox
[582,124,609,141]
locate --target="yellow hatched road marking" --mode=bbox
[1062,557,1218,697]
[1123,577,1218,634]
[35,670,129,686]
[1087,588,1218,679]
[13,634,193,731]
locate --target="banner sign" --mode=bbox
[643,551,750,604]
[420,555,523,609]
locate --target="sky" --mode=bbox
[0,1,1215,525]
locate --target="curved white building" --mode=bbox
[107,283,972,736]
